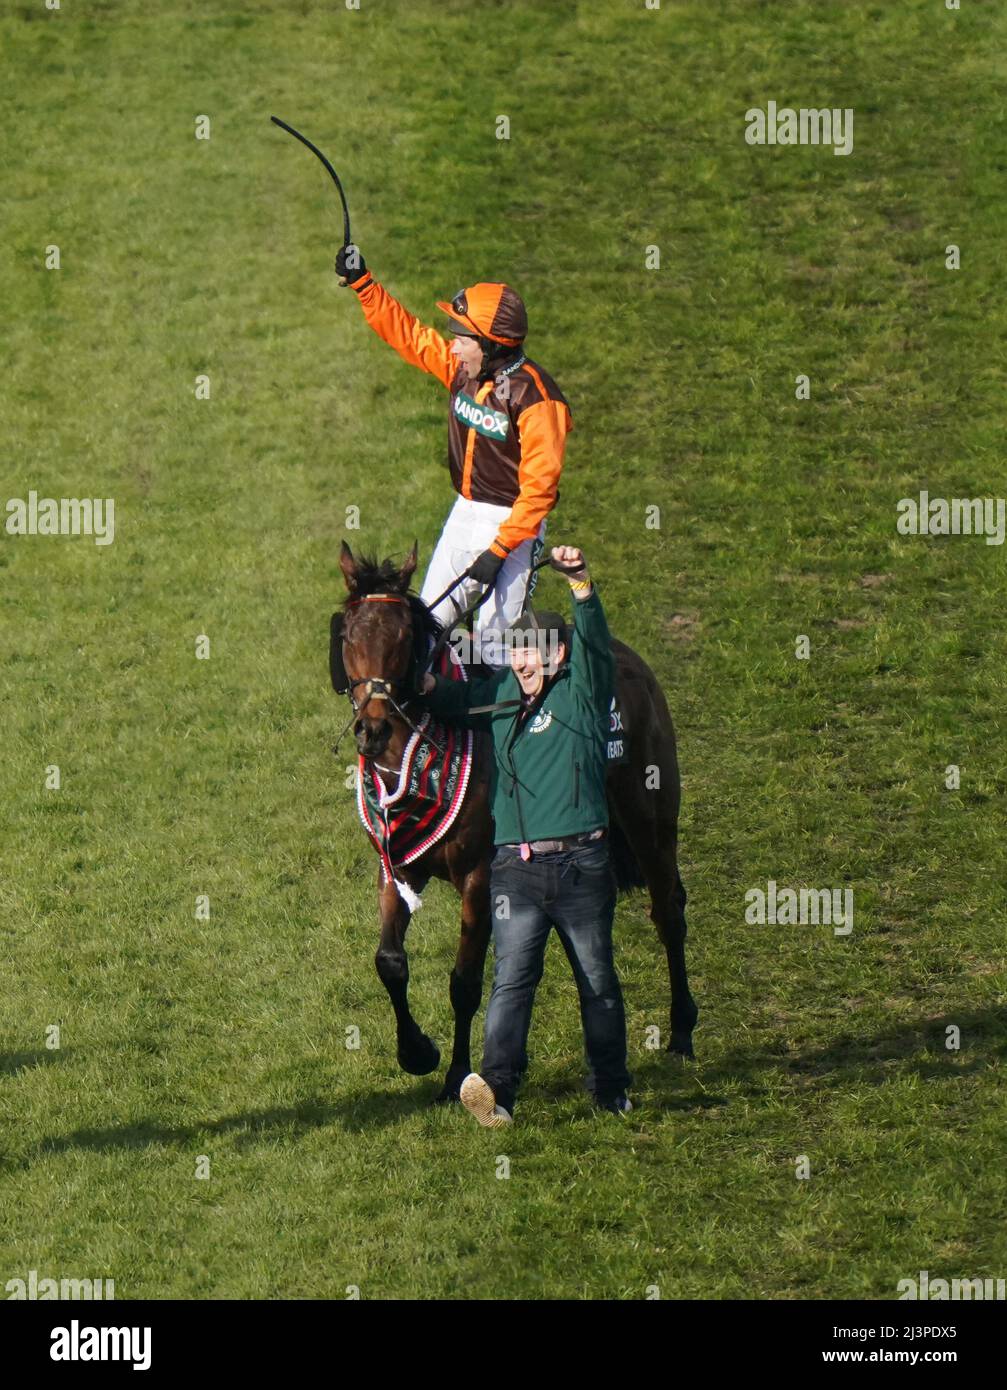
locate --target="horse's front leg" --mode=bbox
[374,872,440,1077]
[437,861,492,1104]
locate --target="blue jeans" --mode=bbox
[481,840,631,1113]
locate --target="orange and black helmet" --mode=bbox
[436,283,528,346]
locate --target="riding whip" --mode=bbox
[270,115,352,247]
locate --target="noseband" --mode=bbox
[332,593,443,759]
[342,594,416,712]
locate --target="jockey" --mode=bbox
[336,246,573,665]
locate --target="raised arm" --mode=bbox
[556,546,613,714]
[339,252,454,388]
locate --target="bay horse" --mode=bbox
[331,540,698,1102]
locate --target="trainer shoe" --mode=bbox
[595,1093,633,1115]
[460,1073,513,1128]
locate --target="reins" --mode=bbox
[421,553,581,678]
[333,554,586,759]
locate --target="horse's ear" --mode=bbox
[399,540,418,589]
[339,540,358,593]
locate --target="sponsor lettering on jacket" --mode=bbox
[452,391,509,440]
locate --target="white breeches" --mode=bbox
[419,496,545,667]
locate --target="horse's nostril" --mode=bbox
[356,720,390,749]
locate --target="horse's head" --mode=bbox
[332,540,435,760]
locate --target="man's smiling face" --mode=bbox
[450,333,483,379]
[509,635,566,697]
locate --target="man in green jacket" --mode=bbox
[420,545,632,1126]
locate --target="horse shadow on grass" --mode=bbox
[577,1004,1006,1116]
[1,1049,70,1077]
[6,1080,450,1171]
[683,1006,1006,1096]
[9,1008,1003,1164]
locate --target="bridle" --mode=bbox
[331,555,586,763]
[342,595,417,708]
[332,593,438,760]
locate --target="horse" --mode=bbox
[330,540,698,1102]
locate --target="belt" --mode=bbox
[502,828,607,856]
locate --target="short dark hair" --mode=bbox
[504,610,571,662]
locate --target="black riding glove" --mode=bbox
[335,244,367,284]
[466,548,506,586]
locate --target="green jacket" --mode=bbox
[423,586,614,846]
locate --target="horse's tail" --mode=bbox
[609,816,646,895]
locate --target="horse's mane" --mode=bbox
[343,553,444,641]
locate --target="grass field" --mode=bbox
[2,0,1005,1300]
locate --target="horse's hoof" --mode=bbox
[398,1036,440,1076]
[434,1066,469,1104]
[433,1085,461,1105]
[668,1033,695,1059]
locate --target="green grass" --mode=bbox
[1,0,1005,1300]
